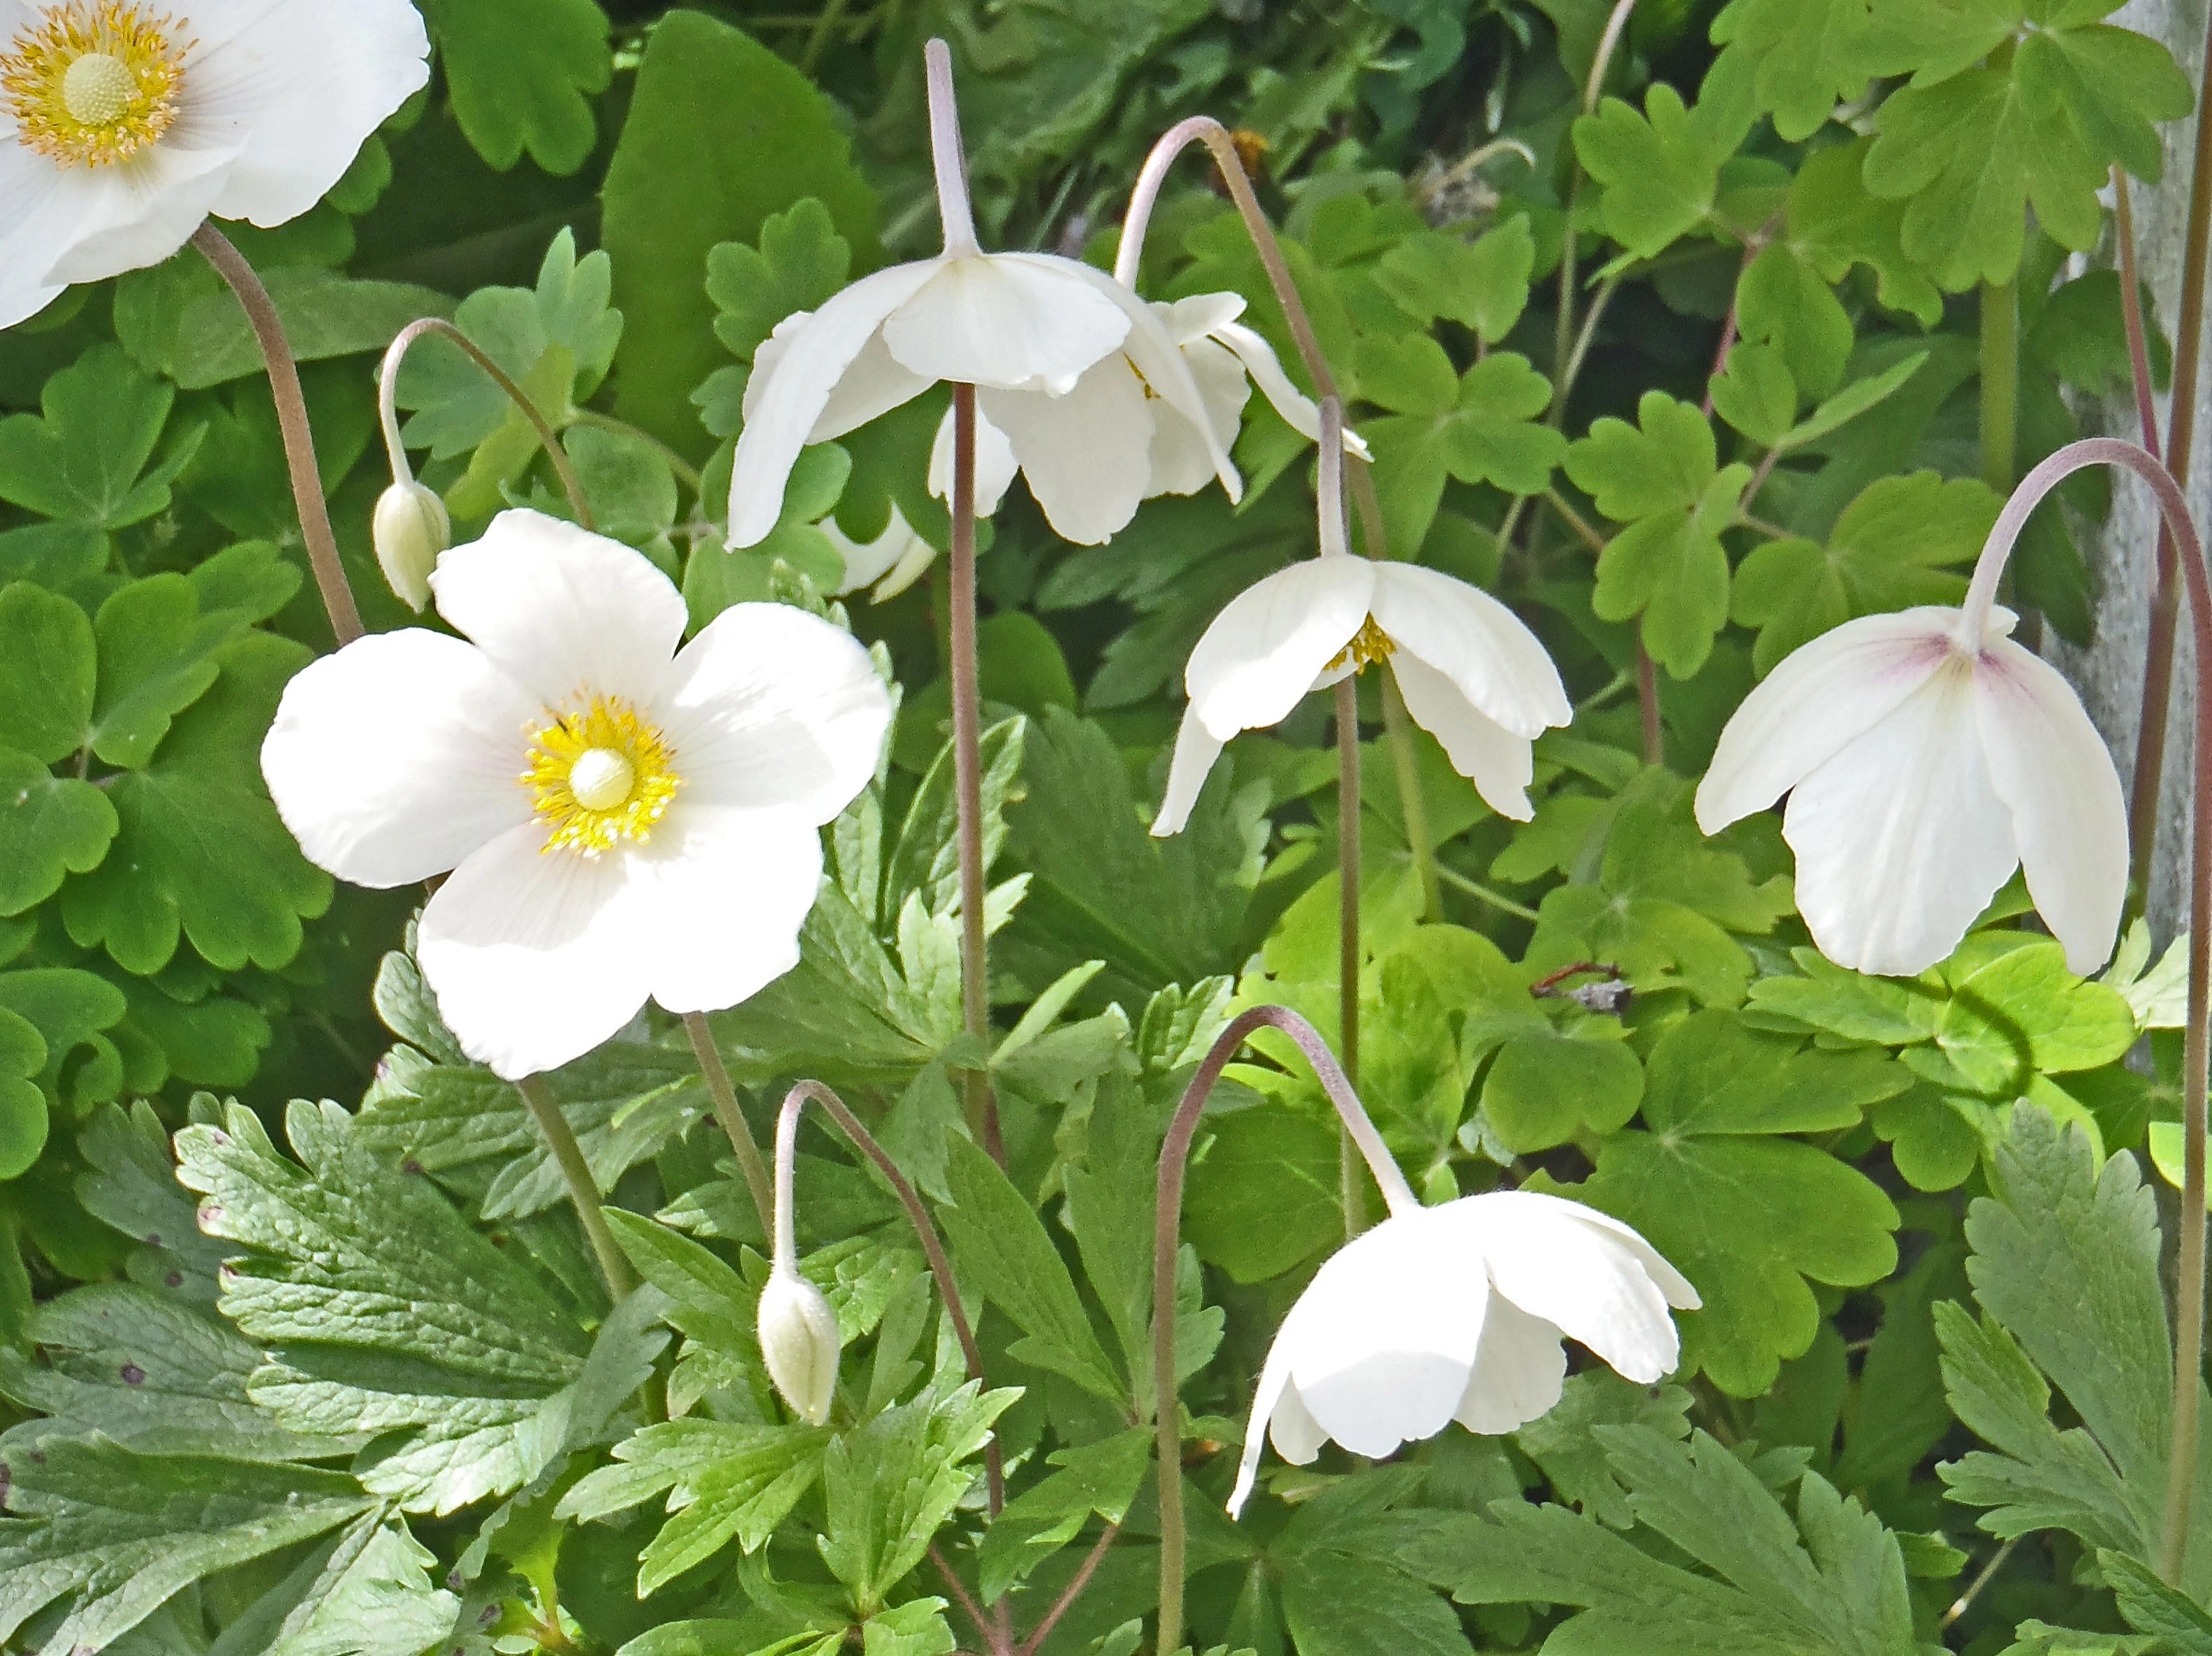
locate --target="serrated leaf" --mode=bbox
[208,1511,460,1656]
[708,198,855,366]
[1513,1370,1694,1529]
[171,270,457,390]
[1364,350,1565,556]
[1371,219,1535,344]
[976,1428,1150,1599]
[1572,71,1756,256]
[1712,0,1884,142]
[1786,138,1943,328]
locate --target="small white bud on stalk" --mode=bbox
[757,1267,840,1425]
[372,480,451,611]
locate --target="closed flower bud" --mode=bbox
[373,480,451,611]
[757,1268,840,1425]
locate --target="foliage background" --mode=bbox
[1,1,2210,1654]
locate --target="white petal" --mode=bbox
[807,328,935,445]
[658,603,890,823]
[1451,1294,1567,1434]
[36,140,237,286]
[1230,1328,1298,1518]
[1370,564,1570,738]
[634,805,823,1016]
[431,511,687,709]
[872,533,943,602]
[822,501,928,594]
[728,262,939,548]
[0,144,68,324]
[1454,1193,1683,1384]
[1531,1197,1701,1310]
[1157,291,1247,345]
[1388,652,1538,820]
[1185,558,1374,740]
[1972,637,2128,974]
[1697,608,1959,833]
[927,404,1018,519]
[1784,657,2019,976]
[881,252,1128,394]
[1267,1379,1329,1465]
[261,630,536,888]
[417,823,654,1079]
[1146,334,1247,497]
[1080,266,1238,503]
[1152,711,1225,837]
[1212,318,1372,462]
[179,0,430,226]
[979,357,1151,545]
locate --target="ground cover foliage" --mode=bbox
[0,1,2208,1653]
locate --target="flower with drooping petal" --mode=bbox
[1230,1189,1697,1517]
[920,290,1370,542]
[728,42,1231,551]
[1695,601,2126,977]
[1153,518,1572,835]
[0,0,430,328]
[261,510,891,1080]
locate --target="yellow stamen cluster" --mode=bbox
[1328,616,1396,674]
[524,696,681,856]
[1,1,189,168]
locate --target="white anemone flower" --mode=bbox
[0,0,430,328]
[1231,1189,1698,1517]
[728,43,1231,551]
[1153,470,1571,835]
[1696,568,2127,979]
[261,510,891,1080]
[922,291,1372,536]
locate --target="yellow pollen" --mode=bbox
[2,2,189,169]
[524,696,681,856]
[1327,616,1396,674]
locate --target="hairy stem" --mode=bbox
[1016,1525,1118,1656]
[192,224,361,644]
[379,316,594,529]
[948,384,1001,1162]
[777,1080,1004,1516]
[1636,645,1662,764]
[1336,676,1364,1243]
[682,1011,772,1239]
[1152,1006,1414,1653]
[514,1074,636,1299]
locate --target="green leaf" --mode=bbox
[1371,219,1535,344]
[559,1419,828,1592]
[1928,940,2137,1097]
[0,344,199,530]
[1736,241,1853,403]
[976,1428,1151,1599]
[89,571,258,768]
[1863,22,2192,291]
[1708,342,1796,449]
[0,582,94,763]
[1571,71,1756,256]
[170,270,457,390]
[1566,392,1747,679]
[75,1098,234,1298]
[708,198,856,367]
[418,0,610,174]
[1512,1370,1694,1529]
[0,755,114,921]
[938,1131,1122,1402]
[1786,138,1943,328]
[1579,1010,1905,1395]
[1732,471,1997,673]
[207,1511,460,1656]
[174,1098,599,1514]
[60,633,332,975]
[1364,351,1565,556]
[0,1003,44,1178]
[2027,270,2174,399]
[1712,0,1884,142]
[0,1437,369,1650]
[817,1382,1020,1615]
[1454,1430,1920,1655]
[2101,1551,2212,1653]
[601,10,881,450]
[1480,1026,1643,1155]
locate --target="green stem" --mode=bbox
[682,1011,773,1239]
[1335,677,1365,1245]
[514,1074,636,1299]
[1980,277,2018,495]
[1380,673,1441,922]
[1433,861,1541,922]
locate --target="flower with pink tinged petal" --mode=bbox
[0,0,430,328]
[1695,600,2126,979]
[261,511,892,1080]
[1230,1189,1697,1517]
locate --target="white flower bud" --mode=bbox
[373,479,451,611]
[757,1268,840,1425]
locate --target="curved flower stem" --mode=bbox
[2128,14,2212,902]
[514,1074,637,1300]
[925,40,980,258]
[1152,1006,1414,1655]
[1963,437,2209,1584]
[1119,120,1440,918]
[681,1011,773,1239]
[378,316,594,530]
[775,1080,1004,1518]
[191,224,362,645]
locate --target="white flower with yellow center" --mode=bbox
[1153,502,1572,835]
[0,0,429,328]
[1231,1189,1697,1517]
[260,510,891,1080]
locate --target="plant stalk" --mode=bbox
[1380,673,1441,921]
[1636,643,1662,764]
[681,1011,773,1239]
[1336,675,1364,1246]
[1152,1006,1416,1655]
[948,383,1001,1163]
[513,1074,636,1300]
[191,224,361,645]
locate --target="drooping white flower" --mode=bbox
[0,0,430,328]
[728,42,1231,551]
[1153,534,1572,835]
[1695,601,2127,978]
[261,510,891,1080]
[1230,1189,1697,1516]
